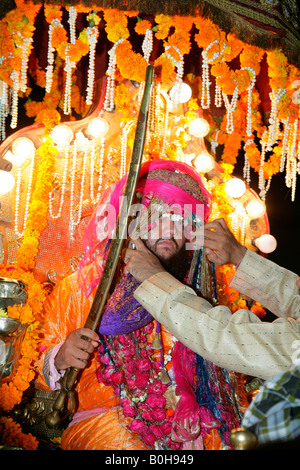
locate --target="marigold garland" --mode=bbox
[0,417,38,450]
[16,137,58,270]
[0,264,46,411]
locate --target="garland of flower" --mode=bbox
[0,417,38,450]
[97,323,181,450]
[0,0,41,132]
[0,110,60,449]
[0,265,46,412]
[16,110,60,270]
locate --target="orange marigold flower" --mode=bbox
[44,5,63,23]
[135,19,152,35]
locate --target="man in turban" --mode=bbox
[36,159,246,450]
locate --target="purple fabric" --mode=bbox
[98,273,153,335]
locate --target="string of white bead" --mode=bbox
[286,119,298,201]
[231,200,247,245]
[241,67,257,138]
[48,144,69,219]
[165,45,184,85]
[104,38,125,111]
[69,140,78,239]
[201,47,214,109]
[63,46,75,115]
[68,6,77,45]
[280,117,290,172]
[222,85,239,134]
[267,88,286,151]
[201,40,224,109]
[90,137,105,204]
[14,151,35,238]
[285,119,297,188]
[142,29,153,64]
[62,7,77,115]
[46,19,62,93]
[243,139,252,184]
[86,27,98,105]
[0,80,9,141]
[10,70,20,129]
[120,121,135,178]
[258,133,272,200]
[72,142,88,232]
[214,83,222,107]
[161,96,170,154]
[19,35,32,93]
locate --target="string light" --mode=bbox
[194,151,214,173]
[189,117,210,138]
[86,27,99,105]
[169,82,192,105]
[225,178,246,198]
[12,137,35,164]
[87,117,109,138]
[223,86,239,134]
[254,234,277,253]
[52,124,74,146]
[246,200,265,219]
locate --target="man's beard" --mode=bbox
[144,238,192,283]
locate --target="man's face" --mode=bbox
[144,215,186,261]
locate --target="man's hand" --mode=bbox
[54,328,99,371]
[123,238,166,283]
[204,218,247,266]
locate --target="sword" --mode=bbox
[45,64,154,428]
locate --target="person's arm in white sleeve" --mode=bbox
[134,271,300,381]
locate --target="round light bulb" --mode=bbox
[169,82,192,105]
[87,117,109,138]
[225,178,246,198]
[189,118,210,138]
[0,170,15,194]
[52,124,74,146]
[12,137,35,164]
[254,234,277,253]
[246,200,265,219]
[194,152,214,173]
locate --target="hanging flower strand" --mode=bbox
[44,5,64,92]
[85,11,101,105]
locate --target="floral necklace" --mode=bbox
[96,322,182,450]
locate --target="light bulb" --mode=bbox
[254,234,277,253]
[189,118,210,138]
[52,124,74,146]
[246,200,265,219]
[0,170,15,194]
[194,152,214,173]
[225,178,246,198]
[169,82,192,105]
[12,137,35,164]
[87,117,109,138]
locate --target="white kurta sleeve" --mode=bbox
[134,253,300,380]
[231,250,300,319]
